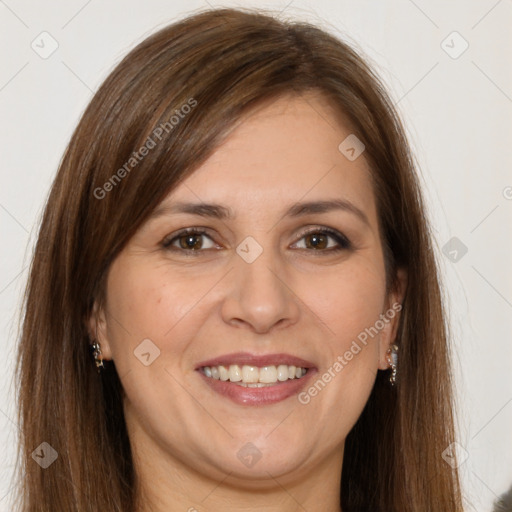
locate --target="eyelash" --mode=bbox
[161,226,352,256]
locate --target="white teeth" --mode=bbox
[242,365,259,383]
[201,364,308,384]
[233,382,274,388]
[277,364,289,381]
[218,365,229,381]
[228,364,242,382]
[259,366,278,383]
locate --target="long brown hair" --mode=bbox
[14,7,463,511]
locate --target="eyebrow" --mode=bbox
[149,199,370,226]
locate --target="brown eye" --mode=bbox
[293,228,351,253]
[304,232,329,250]
[177,233,204,250]
[163,229,216,252]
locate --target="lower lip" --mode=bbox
[197,369,317,406]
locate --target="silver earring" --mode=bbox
[386,344,398,385]
[91,340,105,372]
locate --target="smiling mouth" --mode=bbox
[200,364,308,387]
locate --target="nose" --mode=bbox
[220,241,301,334]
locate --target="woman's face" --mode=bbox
[93,92,405,492]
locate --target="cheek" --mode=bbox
[104,261,170,351]
[104,259,217,363]
[289,263,386,446]
[313,261,386,341]
[307,258,387,399]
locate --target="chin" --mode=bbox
[203,438,314,485]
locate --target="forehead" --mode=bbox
[160,93,377,226]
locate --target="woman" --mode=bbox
[14,7,463,511]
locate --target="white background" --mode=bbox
[1,1,511,510]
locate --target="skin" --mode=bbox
[90,92,407,512]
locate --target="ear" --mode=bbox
[87,300,113,360]
[377,267,407,370]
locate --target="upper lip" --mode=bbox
[195,352,316,370]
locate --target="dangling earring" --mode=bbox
[386,344,398,385]
[91,340,105,373]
